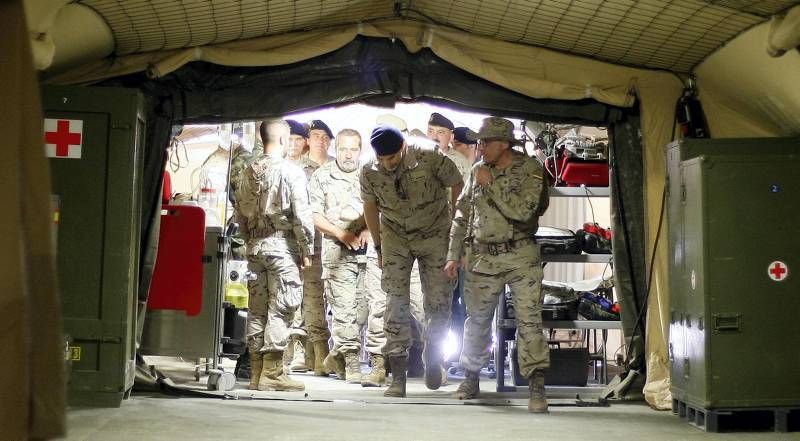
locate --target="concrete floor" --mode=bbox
[64,359,799,441]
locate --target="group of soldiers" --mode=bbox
[230,111,551,413]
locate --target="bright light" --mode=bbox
[443,329,458,361]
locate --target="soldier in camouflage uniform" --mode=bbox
[233,118,314,392]
[309,129,387,386]
[284,119,334,375]
[444,117,550,413]
[361,125,463,397]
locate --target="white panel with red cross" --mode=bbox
[44,118,83,159]
[767,261,789,282]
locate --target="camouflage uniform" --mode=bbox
[448,150,550,377]
[233,153,314,354]
[445,149,473,185]
[309,160,379,355]
[292,154,334,344]
[360,144,462,360]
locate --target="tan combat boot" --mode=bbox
[289,336,308,372]
[361,354,386,387]
[258,352,305,391]
[248,352,263,390]
[322,351,346,380]
[344,351,362,384]
[383,356,407,398]
[313,340,331,376]
[528,369,548,413]
[452,370,480,400]
[423,343,443,390]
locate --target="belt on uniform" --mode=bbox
[250,228,293,239]
[472,237,536,256]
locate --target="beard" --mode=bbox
[338,160,358,172]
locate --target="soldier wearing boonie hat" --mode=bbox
[360,125,463,398]
[445,116,551,413]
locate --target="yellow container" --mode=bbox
[224,282,249,309]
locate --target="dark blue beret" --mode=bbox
[453,127,477,145]
[285,119,308,138]
[370,125,404,156]
[308,119,334,139]
[428,112,454,131]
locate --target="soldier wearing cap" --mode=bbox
[444,117,551,413]
[452,127,479,165]
[285,119,309,163]
[290,119,336,376]
[428,113,472,184]
[361,125,463,397]
[375,114,428,378]
[233,118,314,392]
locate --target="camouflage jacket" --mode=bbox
[360,144,463,238]
[309,161,367,265]
[445,148,473,185]
[448,151,549,273]
[233,153,314,258]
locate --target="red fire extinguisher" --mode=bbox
[676,77,710,139]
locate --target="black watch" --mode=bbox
[374,244,382,253]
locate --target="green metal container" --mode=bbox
[666,138,800,410]
[43,86,145,407]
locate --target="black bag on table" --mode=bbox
[535,226,581,254]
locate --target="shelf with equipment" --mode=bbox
[492,183,619,393]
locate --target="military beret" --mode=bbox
[428,112,454,131]
[285,119,308,138]
[370,125,404,156]
[308,119,334,139]
[453,127,478,145]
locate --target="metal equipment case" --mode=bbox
[666,138,800,411]
[44,86,145,407]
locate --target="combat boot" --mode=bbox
[323,351,346,380]
[304,338,316,371]
[289,336,308,372]
[313,340,331,376]
[452,370,480,400]
[528,369,548,413]
[344,351,362,384]
[423,343,443,390]
[258,352,305,391]
[383,356,407,398]
[248,352,263,390]
[361,353,386,387]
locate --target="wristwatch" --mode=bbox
[374,244,382,253]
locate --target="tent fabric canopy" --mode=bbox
[44,0,796,73]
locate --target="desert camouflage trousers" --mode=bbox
[299,257,330,343]
[460,261,550,376]
[380,227,455,358]
[246,253,303,353]
[324,261,368,354]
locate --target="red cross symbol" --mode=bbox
[768,261,788,282]
[44,119,83,158]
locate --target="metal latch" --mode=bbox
[713,313,741,332]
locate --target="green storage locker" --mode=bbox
[666,138,800,412]
[43,86,145,407]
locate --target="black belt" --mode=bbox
[472,237,536,256]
